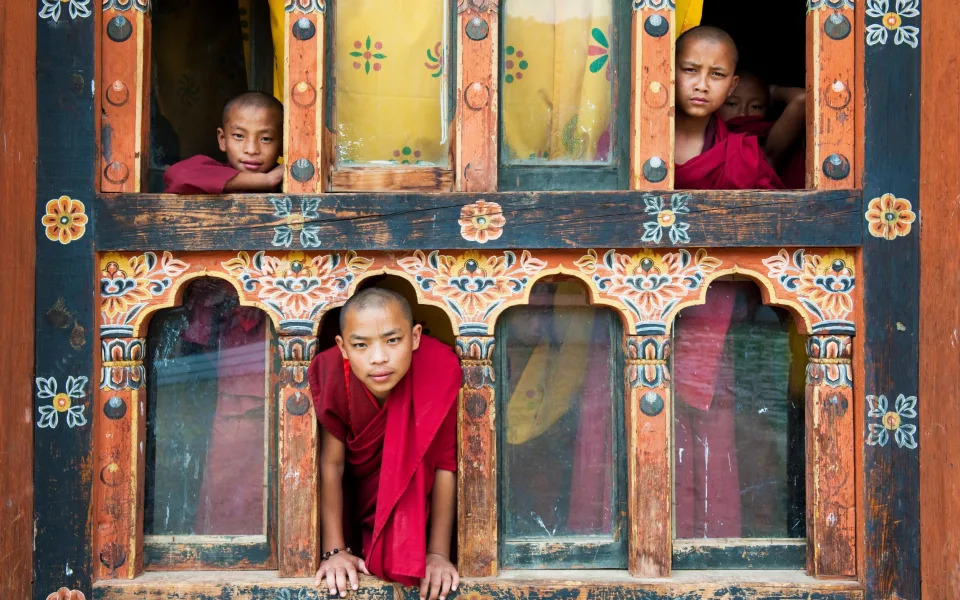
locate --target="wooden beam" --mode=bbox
[94,189,863,251]
[455,0,498,192]
[630,5,674,190]
[284,7,325,194]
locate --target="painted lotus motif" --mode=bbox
[397,249,546,327]
[575,248,721,327]
[763,249,856,324]
[459,200,506,244]
[46,588,85,600]
[865,193,916,240]
[223,251,373,323]
[42,196,88,244]
[100,252,189,327]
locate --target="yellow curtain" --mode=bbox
[676,0,704,38]
[269,0,285,102]
[501,1,613,164]
[506,283,596,445]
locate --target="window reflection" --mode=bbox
[334,0,450,166]
[144,278,273,537]
[501,0,614,165]
[672,280,805,539]
[500,281,621,539]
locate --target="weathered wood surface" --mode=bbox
[143,539,274,571]
[455,1,498,192]
[94,190,862,251]
[0,0,36,596]
[919,0,960,597]
[331,167,454,193]
[804,336,856,577]
[625,335,670,577]
[92,571,864,600]
[861,0,922,596]
[630,7,674,190]
[35,1,97,597]
[671,540,806,571]
[456,337,497,577]
[284,10,324,194]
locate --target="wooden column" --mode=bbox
[806,3,855,189]
[804,334,856,577]
[277,334,319,576]
[456,0,498,192]
[100,3,151,192]
[630,5,674,191]
[284,7,325,193]
[94,337,147,580]
[625,334,671,577]
[455,336,497,577]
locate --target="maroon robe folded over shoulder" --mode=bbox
[163,155,239,194]
[676,116,784,190]
[308,335,462,586]
[726,115,806,190]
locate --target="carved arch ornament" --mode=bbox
[98,248,856,339]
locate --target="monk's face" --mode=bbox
[217,104,282,173]
[717,76,767,121]
[336,302,423,401]
[676,39,739,119]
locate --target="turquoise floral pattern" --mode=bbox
[642,194,691,244]
[350,36,387,74]
[867,394,918,449]
[588,27,611,81]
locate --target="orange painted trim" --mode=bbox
[630,9,674,191]
[456,3,498,192]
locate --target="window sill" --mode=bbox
[93,570,862,599]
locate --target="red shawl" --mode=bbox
[675,116,784,190]
[163,155,239,194]
[726,115,806,190]
[309,335,461,585]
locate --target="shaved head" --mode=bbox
[676,26,739,69]
[221,91,283,127]
[339,287,414,333]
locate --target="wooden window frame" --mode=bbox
[494,300,628,569]
[496,1,632,192]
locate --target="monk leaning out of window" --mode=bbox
[162,91,284,194]
[674,26,784,190]
[308,288,462,600]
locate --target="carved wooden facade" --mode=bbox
[31,1,923,600]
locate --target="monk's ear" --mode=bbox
[335,335,349,359]
[726,74,741,98]
[217,127,227,153]
[410,323,423,351]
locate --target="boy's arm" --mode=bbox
[765,94,805,170]
[222,164,284,192]
[420,469,459,600]
[315,428,368,597]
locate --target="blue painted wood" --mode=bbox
[94,190,862,251]
[861,2,922,598]
[34,5,98,600]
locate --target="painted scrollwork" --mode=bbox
[99,251,189,338]
[763,249,856,334]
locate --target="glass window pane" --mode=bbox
[502,0,614,165]
[334,1,450,166]
[145,279,273,537]
[672,281,806,540]
[500,281,620,539]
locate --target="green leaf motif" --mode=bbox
[373,53,386,59]
[591,27,609,49]
[365,61,370,74]
[365,36,371,50]
[589,55,609,73]
[349,51,363,57]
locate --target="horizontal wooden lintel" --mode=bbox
[94,189,862,251]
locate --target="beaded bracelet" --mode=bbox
[321,547,352,561]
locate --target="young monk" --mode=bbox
[674,26,783,190]
[162,91,284,194]
[718,72,806,189]
[308,288,461,600]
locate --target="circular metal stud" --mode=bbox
[104,162,130,185]
[104,396,127,420]
[466,16,489,41]
[644,14,669,37]
[107,15,133,42]
[286,392,311,416]
[105,81,129,107]
[643,156,668,183]
[100,542,127,570]
[290,158,315,183]
[464,82,490,110]
[99,463,123,487]
[292,17,316,41]
[291,81,317,107]
[824,12,851,40]
[640,392,665,417]
[822,153,851,180]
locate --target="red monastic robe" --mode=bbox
[309,335,461,586]
[726,115,806,190]
[675,116,784,190]
[163,155,239,194]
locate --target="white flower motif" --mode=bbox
[36,375,89,429]
[641,193,691,245]
[39,0,92,22]
[270,197,322,248]
[866,0,920,48]
[866,393,917,449]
